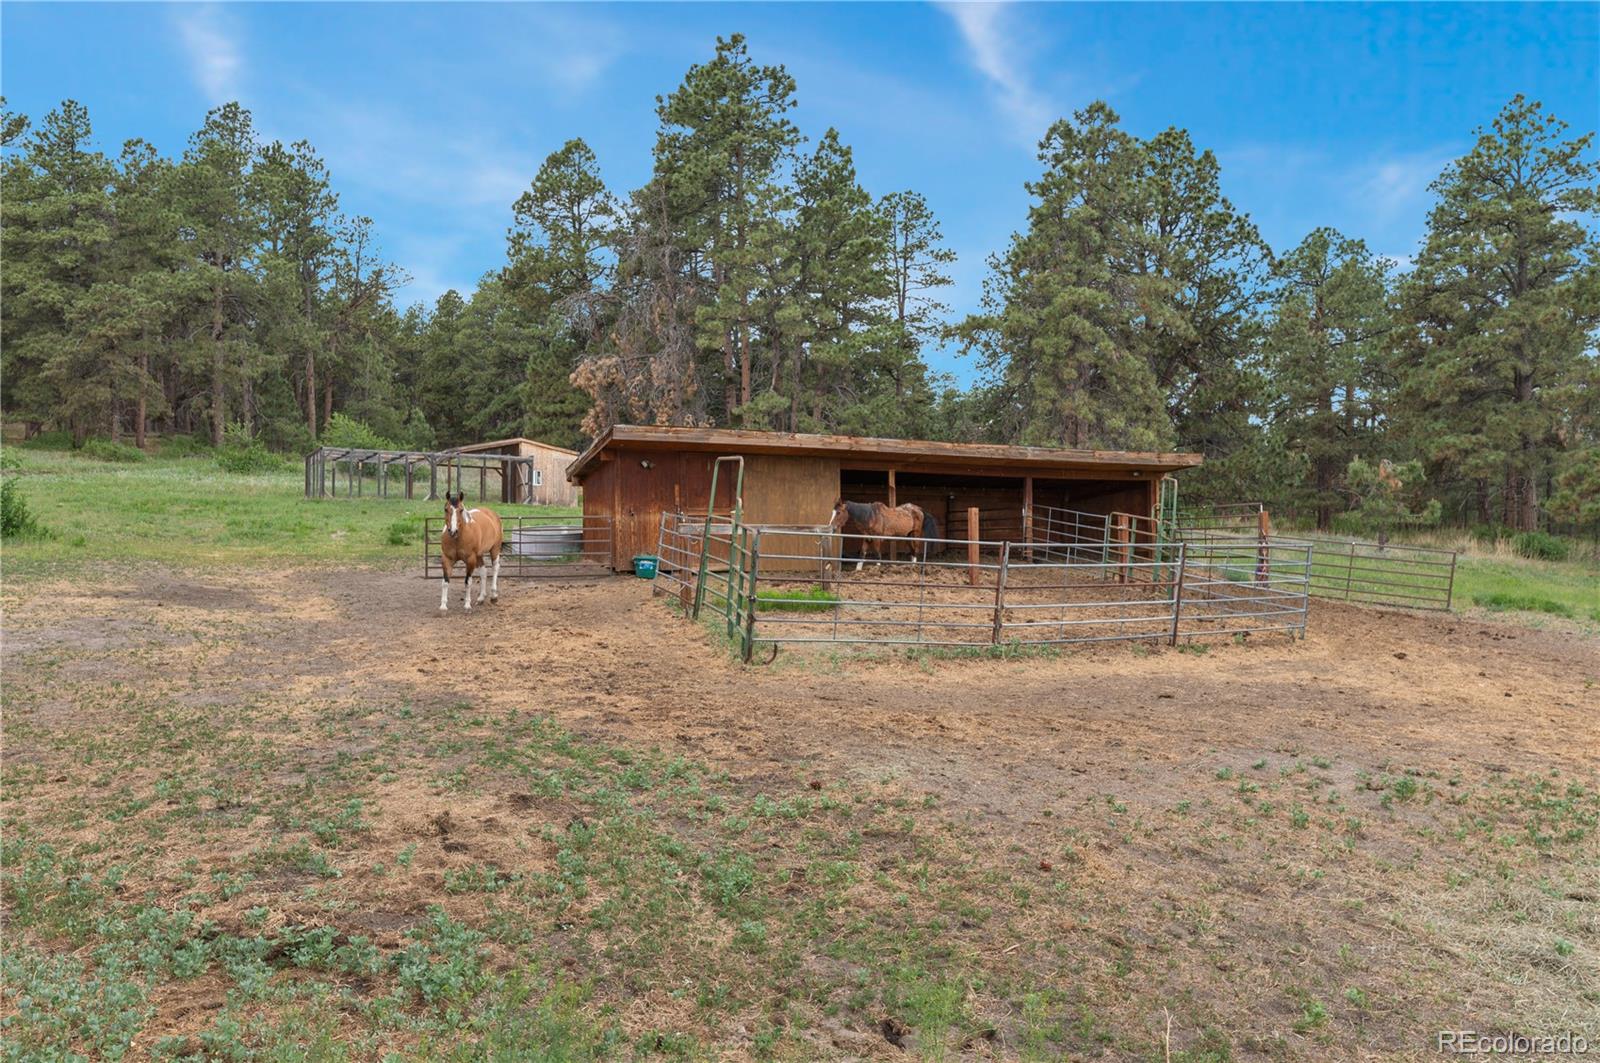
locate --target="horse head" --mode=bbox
[829,498,849,533]
[444,491,469,536]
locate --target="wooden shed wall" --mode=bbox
[582,444,1163,571]
[523,445,579,506]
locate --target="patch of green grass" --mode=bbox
[0,447,575,574]
[753,584,839,612]
[1456,557,1598,627]
[1471,591,1573,618]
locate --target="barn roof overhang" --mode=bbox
[566,425,1203,483]
[445,437,578,456]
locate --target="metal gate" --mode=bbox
[422,514,613,579]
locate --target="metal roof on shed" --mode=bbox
[566,425,1203,483]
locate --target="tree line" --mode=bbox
[2,34,1595,531]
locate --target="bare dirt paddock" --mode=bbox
[3,564,1597,1061]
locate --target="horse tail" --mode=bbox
[921,512,939,558]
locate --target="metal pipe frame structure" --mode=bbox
[304,446,542,504]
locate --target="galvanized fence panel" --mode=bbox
[1280,533,1456,610]
[696,526,1308,659]
[745,527,1010,651]
[1179,526,1456,611]
[1175,538,1313,640]
[423,514,612,579]
[998,541,1185,646]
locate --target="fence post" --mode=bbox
[653,513,670,600]
[1300,546,1313,638]
[1344,539,1357,602]
[724,527,744,640]
[1444,550,1457,610]
[1170,542,1187,646]
[1115,515,1130,584]
[742,531,760,663]
[1255,508,1271,583]
[992,542,1011,644]
[968,507,980,587]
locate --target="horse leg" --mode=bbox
[463,561,476,611]
[476,557,489,604]
[490,548,501,602]
[439,560,452,612]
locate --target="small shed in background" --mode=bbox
[565,426,1204,571]
[447,438,580,506]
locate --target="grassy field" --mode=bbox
[1454,557,1600,624]
[1,447,576,576]
[2,445,1597,1058]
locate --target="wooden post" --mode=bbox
[968,506,980,586]
[1115,514,1130,583]
[887,468,898,563]
[1257,507,1272,584]
[1022,476,1034,562]
[1169,543,1187,646]
[992,542,1010,644]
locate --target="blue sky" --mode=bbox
[4,2,1596,382]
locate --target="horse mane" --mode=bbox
[845,500,878,525]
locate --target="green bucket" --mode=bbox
[632,555,659,579]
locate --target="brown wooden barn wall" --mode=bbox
[582,445,1162,571]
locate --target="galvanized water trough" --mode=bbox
[508,525,585,558]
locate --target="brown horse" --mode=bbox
[829,498,939,570]
[438,492,503,612]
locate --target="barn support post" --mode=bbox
[967,507,980,587]
[992,543,1011,644]
[428,459,437,501]
[1022,476,1034,562]
[887,468,898,563]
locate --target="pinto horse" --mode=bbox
[438,492,503,612]
[829,498,940,570]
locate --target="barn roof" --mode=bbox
[566,425,1203,482]
[447,437,578,456]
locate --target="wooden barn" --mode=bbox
[447,437,580,506]
[565,426,1204,571]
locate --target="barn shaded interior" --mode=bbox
[567,427,1198,571]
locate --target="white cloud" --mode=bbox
[507,7,627,95]
[174,5,244,102]
[939,2,1052,146]
[1358,154,1448,220]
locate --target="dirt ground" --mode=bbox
[4,562,1598,1060]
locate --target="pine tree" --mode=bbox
[0,101,115,441]
[653,33,800,418]
[253,139,339,439]
[177,103,262,444]
[1394,95,1600,531]
[963,103,1171,449]
[1267,229,1392,528]
[504,138,618,445]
